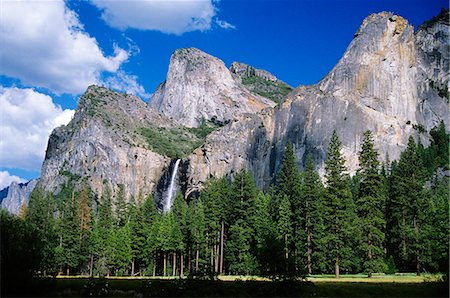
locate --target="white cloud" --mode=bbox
[103,71,151,100]
[0,171,26,190]
[0,87,75,171]
[0,0,129,95]
[215,19,236,30]
[91,0,234,35]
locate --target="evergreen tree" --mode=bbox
[77,187,94,275]
[114,225,133,275]
[323,130,356,278]
[26,189,58,275]
[428,177,450,272]
[252,192,278,275]
[58,192,81,275]
[276,141,304,268]
[115,184,128,227]
[227,169,259,274]
[226,219,254,275]
[388,136,429,274]
[303,153,326,274]
[277,194,293,261]
[128,203,146,275]
[189,198,206,273]
[356,130,386,277]
[95,187,114,276]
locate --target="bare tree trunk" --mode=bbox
[180,253,184,277]
[173,253,176,276]
[416,256,421,276]
[211,246,214,271]
[163,253,167,276]
[131,259,135,276]
[285,234,288,259]
[368,236,372,278]
[67,267,70,276]
[89,254,93,277]
[195,249,199,272]
[220,221,224,274]
[306,227,312,275]
[188,249,192,273]
[413,214,421,276]
[215,244,219,273]
[335,259,340,279]
[153,261,156,277]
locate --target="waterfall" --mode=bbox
[163,159,181,213]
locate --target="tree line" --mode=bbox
[1,122,448,280]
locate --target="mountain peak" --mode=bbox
[148,48,275,128]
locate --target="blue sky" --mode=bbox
[0,0,447,188]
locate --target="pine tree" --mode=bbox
[26,188,58,275]
[128,203,146,275]
[277,194,293,261]
[226,219,254,275]
[58,192,81,275]
[428,177,450,272]
[276,140,304,270]
[227,169,259,274]
[189,197,206,273]
[77,187,94,275]
[303,153,325,274]
[95,186,114,276]
[388,136,428,274]
[171,194,187,276]
[356,130,386,277]
[252,192,278,275]
[114,225,133,275]
[323,130,356,278]
[115,184,128,227]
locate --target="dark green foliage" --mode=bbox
[303,154,326,274]
[115,184,128,227]
[1,209,42,283]
[387,137,430,274]
[429,79,449,100]
[241,75,293,104]
[323,130,357,277]
[276,141,304,270]
[356,131,386,276]
[26,188,58,274]
[138,120,220,159]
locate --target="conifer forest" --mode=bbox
[2,123,448,283]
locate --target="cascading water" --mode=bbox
[163,159,181,213]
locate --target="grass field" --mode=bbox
[3,274,448,297]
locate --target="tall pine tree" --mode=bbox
[323,130,356,278]
[356,130,386,277]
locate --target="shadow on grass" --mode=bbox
[2,277,449,297]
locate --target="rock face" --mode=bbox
[185,11,449,192]
[148,48,275,128]
[415,9,449,130]
[38,86,170,200]
[37,11,449,205]
[1,179,38,215]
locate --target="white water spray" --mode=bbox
[163,159,181,213]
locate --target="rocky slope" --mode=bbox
[38,86,171,200]
[148,48,276,128]
[1,179,38,215]
[36,11,449,205]
[230,62,293,104]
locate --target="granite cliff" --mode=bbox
[32,10,448,206]
[148,48,276,128]
[0,179,38,215]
